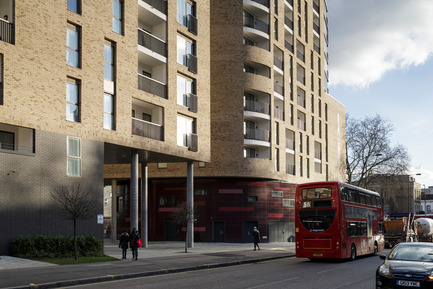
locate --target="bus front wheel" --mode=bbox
[350,245,356,261]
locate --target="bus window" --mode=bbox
[376,196,381,207]
[359,193,366,205]
[348,190,357,203]
[302,187,332,199]
[341,187,349,201]
[365,194,372,205]
[299,209,335,232]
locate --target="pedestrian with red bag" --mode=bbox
[129,228,140,260]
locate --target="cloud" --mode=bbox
[327,0,433,88]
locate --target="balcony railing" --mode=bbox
[274,82,284,96]
[284,15,293,30]
[138,73,167,99]
[140,0,167,15]
[244,99,270,115]
[187,14,197,35]
[138,28,167,57]
[245,128,270,142]
[132,118,163,141]
[286,138,295,151]
[284,40,293,52]
[297,95,305,107]
[297,72,305,85]
[0,19,14,44]
[187,53,197,73]
[184,133,198,152]
[274,107,284,120]
[314,43,320,54]
[296,49,305,62]
[286,164,295,175]
[315,150,322,160]
[313,22,320,35]
[274,55,283,70]
[185,93,198,112]
[243,16,269,34]
[313,1,320,14]
[250,0,270,7]
[0,143,35,154]
[297,119,305,130]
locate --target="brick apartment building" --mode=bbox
[0,0,345,254]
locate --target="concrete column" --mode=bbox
[111,179,117,243]
[131,151,139,232]
[187,161,194,248]
[141,162,148,247]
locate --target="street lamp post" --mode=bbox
[408,173,421,216]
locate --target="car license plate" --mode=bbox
[396,280,420,287]
[312,253,322,257]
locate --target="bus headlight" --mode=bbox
[378,264,391,277]
[302,201,312,208]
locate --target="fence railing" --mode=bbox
[244,99,270,115]
[138,28,167,57]
[132,118,163,141]
[138,73,167,99]
[0,19,14,44]
[140,0,167,14]
[244,128,270,142]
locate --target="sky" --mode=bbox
[326,0,433,188]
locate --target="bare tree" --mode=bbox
[171,203,199,253]
[346,114,410,188]
[51,184,98,260]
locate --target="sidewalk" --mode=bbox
[0,239,295,288]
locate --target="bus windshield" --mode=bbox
[302,187,332,199]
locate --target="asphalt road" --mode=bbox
[64,252,387,289]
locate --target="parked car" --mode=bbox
[376,242,433,288]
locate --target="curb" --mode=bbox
[8,254,295,289]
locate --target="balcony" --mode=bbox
[284,40,293,52]
[0,19,14,44]
[140,0,167,15]
[286,164,295,175]
[0,125,35,155]
[244,16,269,35]
[286,138,295,151]
[274,82,284,96]
[274,106,284,120]
[245,128,270,142]
[138,28,167,57]
[284,15,293,30]
[138,73,167,99]
[249,0,269,7]
[244,99,270,115]
[273,55,283,70]
[132,118,163,141]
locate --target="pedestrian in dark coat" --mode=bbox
[252,227,260,251]
[119,231,129,259]
[130,228,140,260]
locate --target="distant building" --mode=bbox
[366,175,422,216]
[421,186,433,214]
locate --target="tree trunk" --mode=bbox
[74,218,77,260]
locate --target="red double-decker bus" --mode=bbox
[295,181,385,260]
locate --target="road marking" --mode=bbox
[316,266,345,274]
[247,276,301,288]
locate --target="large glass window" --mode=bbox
[177,75,194,107]
[67,0,80,14]
[104,42,114,81]
[177,0,194,26]
[104,93,114,130]
[302,187,332,199]
[112,0,123,35]
[67,136,81,177]
[67,24,80,68]
[177,34,194,66]
[177,115,195,147]
[66,78,80,122]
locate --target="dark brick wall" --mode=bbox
[0,130,104,254]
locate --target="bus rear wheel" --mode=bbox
[350,245,356,261]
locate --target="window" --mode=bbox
[160,196,177,206]
[67,24,80,68]
[112,0,123,35]
[67,136,81,177]
[177,115,196,148]
[177,0,197,34]
[0,130,14,150]
[104,93,114,130]
[177,75,194,107]
[248,196,258,202]
[67,0,80,14]
[104,42,115,81]
[177,35,197,73]
[275,148,280,171]
[244,147,256,158]
[274,18,278,40]
[66,78,80,122]
[0,54,3,105]
[272,191,283,197]
[283,199,295,207]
